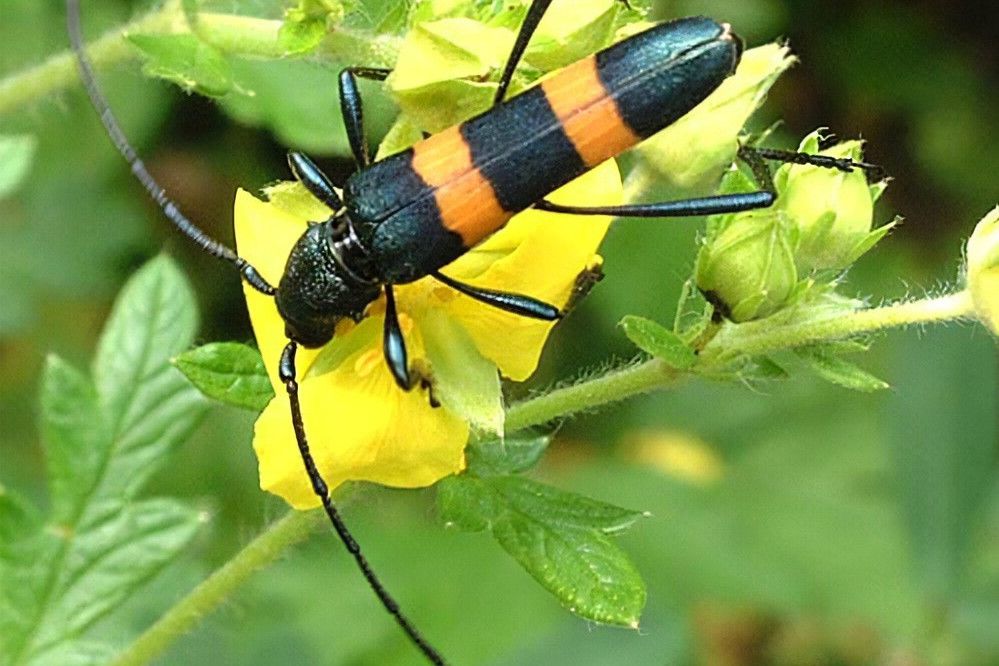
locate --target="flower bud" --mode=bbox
[966,206,999,335]
[695,182,798,322]
[778,131,885,272]
[635,44,795,193]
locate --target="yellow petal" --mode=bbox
[254,317,469,508]
[439,159,623,380]
[233,188,325,388]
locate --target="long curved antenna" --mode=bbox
[279,342,446,665]
[66,0,274,295]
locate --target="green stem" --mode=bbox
[110,292,977,663]
[506,359,681,431]
[700,289,976,363]
[0,1,183,117]
[507,289,977,431]
[111,510,323,666]
[0,3,400,118]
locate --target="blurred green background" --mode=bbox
[1,0,997,664]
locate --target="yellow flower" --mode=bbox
[234,160,623,508]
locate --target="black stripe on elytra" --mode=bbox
[344,148,435,225]
[595,17,739,138]
[344,149,466,283]
[460,86,586,213]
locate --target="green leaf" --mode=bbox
[127,33,233,97]
[279,0,345,55]
[438,474,646,626]
[796,347,889,392]
[175,342,274,411]
[278,16,327,55]
[490,476,645,534]
[40,356,106,524]
[1,257,207,664]
[93,255,206,496]
[0,134,37,198]
[887,327,997,601]
[745,356,789,380]
[620,315,697,369]
[40,500,202,640]
[388,18,514,132]
[437,475,495,532]
[221,57,394,155]
[466,433,550,476]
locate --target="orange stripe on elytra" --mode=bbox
[411,125,510,247]
[541,55,641,167]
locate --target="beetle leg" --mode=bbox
[536,191,776,218]
[287,152,344,211]
[382,285,413,390]
[339,67,392,169]
[431,271,561,320]
[494,0,555,105]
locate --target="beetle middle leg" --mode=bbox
[431,271,562,320]
[534,143,885,220]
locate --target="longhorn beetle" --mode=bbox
[67,0,881,663]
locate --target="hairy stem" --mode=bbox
[505,358,681,431]
[111,510,324,666]
[507,289,977,431]
[700,290,977,363]
[0,3,400,118]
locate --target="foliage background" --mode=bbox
[1,0,997,663]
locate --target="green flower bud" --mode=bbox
[696,185,798,322]
[634,44,795,193]
[778,130,888,272]
[965,206,999,335]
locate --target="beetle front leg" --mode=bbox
[382,284,412,390]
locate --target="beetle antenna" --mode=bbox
[66,0,274,295]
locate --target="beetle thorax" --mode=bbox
[276,219,381,348]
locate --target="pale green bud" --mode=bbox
[777,131,888,272]
[635,44,795,193]
[966,206,999,335]
[696,185,798,323]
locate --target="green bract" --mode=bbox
[522,0,618,71]
[776,130,890,272]
[388,18,514,131]
[966,206,999,335]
